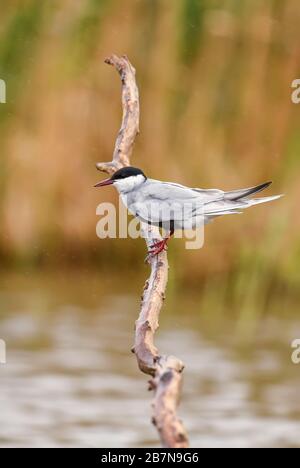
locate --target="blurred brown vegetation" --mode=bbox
[0,0,300,313]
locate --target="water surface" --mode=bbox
[0,271,299,448]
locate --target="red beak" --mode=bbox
[94,178,114,187]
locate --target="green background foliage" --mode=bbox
[0,0,299,316]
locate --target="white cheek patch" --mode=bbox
[114,177,135,192]
[114,175,145,193]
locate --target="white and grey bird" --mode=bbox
[95,167,282,255]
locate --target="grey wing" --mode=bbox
[192,187,224,202]
[160,181,225,202]
[128,179,279,226]
[129,180,204,225]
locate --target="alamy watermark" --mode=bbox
[291,79,300,104]
[0,79,6,103]
[0,339,6,364]
[291,339,300,364]
[96,196,205,250]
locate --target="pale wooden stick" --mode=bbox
[96,54,189,448]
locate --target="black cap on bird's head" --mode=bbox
[94,166,146,187]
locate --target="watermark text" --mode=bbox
[0,79,6,103]
[291,79,300,104]
[96,196,205,250]
[0,339,6,364]
[291,339,300,364]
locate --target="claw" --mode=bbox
[150,239,165,249]
[148,239,168,256]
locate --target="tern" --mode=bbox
[95,167,282,256]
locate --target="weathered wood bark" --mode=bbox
[96,54,189,448]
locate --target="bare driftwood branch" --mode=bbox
[97,54,189,448]
[96,55,139,174]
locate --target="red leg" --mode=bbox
[148,231,173,256]
[148,238,168,256]
[150,239,167,249]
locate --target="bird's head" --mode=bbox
[94,166,147,193]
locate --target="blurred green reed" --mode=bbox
[0,0,299,319]
[0,1,45,124]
